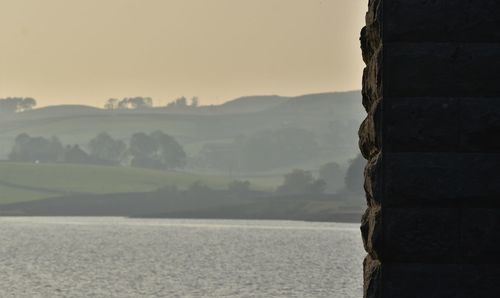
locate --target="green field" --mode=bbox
[0,162,256,204]
[0,162,363,222]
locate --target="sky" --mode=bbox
[0,0,366,107]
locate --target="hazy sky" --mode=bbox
[0,0,366,107]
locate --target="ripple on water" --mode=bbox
[0,217,364,298]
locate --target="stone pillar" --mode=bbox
[359,1,500,297]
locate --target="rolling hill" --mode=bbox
[0,162,246,204]
[0,91,364,171]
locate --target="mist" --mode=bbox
[0,1,367,297]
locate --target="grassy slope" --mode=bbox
[0,163,363,221]
[0,91,364,160]
[0,162,241,204]
[0,185,52,204]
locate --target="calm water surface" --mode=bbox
[0,217,363,298]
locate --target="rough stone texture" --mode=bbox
[360,1,500,296]
[461,98,500,151]
[383,208,460,262]
[384,0,500,42]
[461,209,500,260]
[385,43,500,97]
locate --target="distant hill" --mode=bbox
[0,91,365,171]
[271,91,362,116]
[19,105,104,118]
[217,95,289,113]
[7,91,362,118]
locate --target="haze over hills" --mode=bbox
[0,91,364,169]
[0,91,365,221]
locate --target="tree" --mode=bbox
[185,181,213,198]
[190,97,199,107]
[207,127,320,172]
[129,132,159,168]
[129,131,186,170]
[319,162,343,193]
[0,97,37,113]
[128,97,153,109]
[104,98,119,110]
[8,133,63,162]
[277,169,326,195]
[166,96,188,109]
[63,145,91,164]
[228,180,251,195]
[150,130,187,169]
[19,98,37,111]
[114,97,153,109]
[345,154,366,194]
[88,132,126,165]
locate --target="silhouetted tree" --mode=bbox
[114,97,153,109]
[166,96,188,109]
[128,97,153,109]
[104,98,119,110]
[129,132,158,168]
[129,131,186,170]
[277,169,326,195]
[63,145,91,164]
[203,127,320,172]
[185,181,213,198]
[150,130,187,169]
[319,161,343,193]
[0,97,37,113]
[228,180,251,195]
[19,98,37,111]
[8,133,63,162]
[190,97,199,107]
[88,132,126,165]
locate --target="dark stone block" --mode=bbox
[361,0,500,295]
[384,98,460,152]
[385,97,500,152]
[384,153,500,206]
[385,0,500,42]
[460,154,500,200]
[383,208,460,261]
[461,209,500,259]
[460,98,500,152]
[384,43,500,97]
[383,263,461,298]
[383,263,500,298]
[384,153,462,205]
[460,264,500,298]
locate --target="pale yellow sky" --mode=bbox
[0,0,366,107]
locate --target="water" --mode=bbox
[0,217,364,298]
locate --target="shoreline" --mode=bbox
[0,213,362,224]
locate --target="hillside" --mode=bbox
[0,91,364,172]
[19,105,104,118]
[0,162,242,204]
[0,162,363,222]
[216,95,289,113]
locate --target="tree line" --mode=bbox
[156,154,364,199]
[0,97,37,113]
[104,96,199,110]
[275,155,364,196]
[199,127,320,172]
[8,131,186,170]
